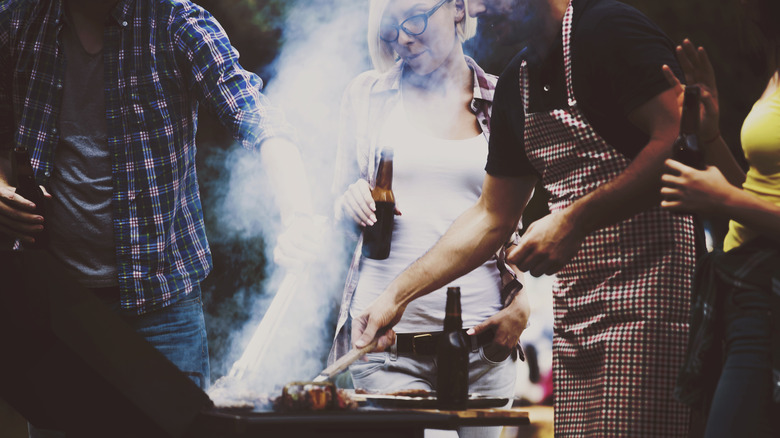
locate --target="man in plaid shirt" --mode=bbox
[0,0,310,410]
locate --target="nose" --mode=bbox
[467,0,487,17]
[397,29,416,45]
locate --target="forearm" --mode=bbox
[567,137,670,235]
[260,138,313,225]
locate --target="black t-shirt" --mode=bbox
[486,0,683,178]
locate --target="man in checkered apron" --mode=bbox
[352,0,697,436]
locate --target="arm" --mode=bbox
[510,86,681,276]
[661,159,780,242]
[171,5,313,240]
[172,5,295,151]
[353,173,537,350]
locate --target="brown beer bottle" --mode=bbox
[362,149,395,260]
[11,146,48,249]
[436,287,469,410]
[673,85,704,170]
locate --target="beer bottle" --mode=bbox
[362,149,395,260]
[673,85,705,170]
[436,287,469,410]
[11,146,48,249]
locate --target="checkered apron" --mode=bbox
[520,4,696,436]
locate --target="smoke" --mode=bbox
[205,0,371,399]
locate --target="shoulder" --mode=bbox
[575,0,668,46]
[344,66,401,100]
[495,49,527,96]
[0,0,37,24]
[155,0,212,28]
[0,0,43,48]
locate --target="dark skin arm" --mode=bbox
[508,86,682,276]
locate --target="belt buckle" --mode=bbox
[412,333,433,355]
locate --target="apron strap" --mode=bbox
[562,1,576,107]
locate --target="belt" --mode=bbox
[394,329,494,356]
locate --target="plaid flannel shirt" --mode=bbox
[0,0,294,314]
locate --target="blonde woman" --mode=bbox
[329,1,529,436]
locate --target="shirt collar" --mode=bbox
[370,55,494,107]
[110,0,135,27]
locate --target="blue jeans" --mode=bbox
[30,285,210,438]
[705,287,780,437]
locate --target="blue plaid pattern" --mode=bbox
[1,0,294,314]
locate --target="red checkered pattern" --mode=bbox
[519,3,696,436]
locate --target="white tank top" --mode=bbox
[350,101,502,333]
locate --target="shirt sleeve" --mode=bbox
[171,4,296,150]
[578,4,683,117]
[485,54,538,179]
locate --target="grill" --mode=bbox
[0,250,528,437]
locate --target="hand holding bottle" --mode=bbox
[335,178,381,227]
[662,38,720,144]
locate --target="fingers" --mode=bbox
[661,64,683,93]
[339,180,376,227]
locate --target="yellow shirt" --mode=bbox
[723,85,780,251]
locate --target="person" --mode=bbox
[330,1,529,436]
[352,0,699,435]
[0,0,311,433]
[660,1,780,434]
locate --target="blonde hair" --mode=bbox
[367,0,477,72]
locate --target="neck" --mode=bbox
[532,0,571,56]
[66,0,116,23]
[403,43,470,95]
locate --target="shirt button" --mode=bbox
[44,171,51,178]
[56,83,63,90]
[481,119,488,125]
[543,84,551,92]
[51,128,58,135]
[121,21,128,27]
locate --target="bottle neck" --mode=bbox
[443,290,462,331]
[680,88,700,136]
[375,158,393,190]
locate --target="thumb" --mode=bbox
[467,317,495,336]
[355,318,379,349]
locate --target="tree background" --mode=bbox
[194,0,769,381]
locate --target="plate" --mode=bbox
[354,392,509,409]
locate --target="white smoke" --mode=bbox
[208,0,371,400]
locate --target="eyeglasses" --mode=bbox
[379,0,450,43]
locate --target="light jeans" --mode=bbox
[350,346,517,438]
[29,285,210,438]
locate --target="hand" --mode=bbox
[467,287,530,362]
[351,292,405,352]
[0,181,49,245]
[334,178,401,227]
[508,210,586,277]
[660,159,735,216]
[273,213,331,268]
[662,38,720,142]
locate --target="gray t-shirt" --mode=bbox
[48,21,117,287]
